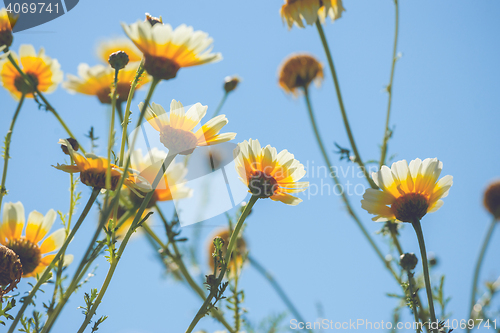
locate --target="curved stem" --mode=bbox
[185,196,258,333]
[379,0,400,168]
[412,220,437,332]
[211,91,228,118]
[0,93,25,209]
[248,256,313,333]
[8,188,99,333]
[303,89,398,281]
[467,218,497,332]
[314,20,376,189]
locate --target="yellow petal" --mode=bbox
[39,228,65,254]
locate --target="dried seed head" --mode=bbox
[0,244,22,299]
[108,51,130,70]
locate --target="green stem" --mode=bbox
[412,220,437,332]
[303,89,398,281]
[116,102,124,127]
[184,196,258,333]
[105,69,119,190]
[0,93,25,210]
[6,53,86,154]
[8,188,99,333]
[248,256,313,333]
[211,91,228,118]
[406,270,421,333]
[314,20,376,189]
[76,153,176,333]
[467,218,497,332]
[379,0,400,168]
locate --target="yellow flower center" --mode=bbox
[391,193,429,222]
[144,54,180,81]
[14,72,38,94]
[6,238,41,275]
[80,168,121,190]
[248,171,279,198]
[159,125,198,155]
[96,82,134,104]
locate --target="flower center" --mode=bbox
[14,72,38,94]
[6,238,41,275]
[391,193,429,222]
[248,171,279,198]
[160,125,198,155]
[144,54,180,81]
[96,83,134,104]
[80,168,121,190]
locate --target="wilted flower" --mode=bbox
[279,53,323,96]
[234,139,309,205]
[141,100,236,155]
[280,0,345,29]
[0,44,63,100]
[122,18,222,80]
[361,158,453,222]
[483,180,500,219]
[0,202,73,277]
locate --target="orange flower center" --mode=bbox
[248,171,279,198]
[159,125,198,155]
[80,169,121,190]
[14,72,38,94]
[391,193,429,222]
[144,54,180,81]
[6,238,41,275]
[96,82,134,104]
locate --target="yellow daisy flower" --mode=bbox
[140,100,236,155]
[96,37,143,64]
[130,148,192,205]
[278,53,323,96]
[361,158,453,222]
[0,8,18,48]
[53,139,152,195]
[234,139,309,206]
[207,228,247,277]
[121,19,222,80]
[0,202,73,277]
[0,44,63,100]
[281,0,345,29]
[63,61,149,104]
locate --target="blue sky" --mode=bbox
[1,0,499,332]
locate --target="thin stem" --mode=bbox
[314,20,376,189]
[248,256,313,333]
[105,69,119,190]
[6,53,86,154]
[116,102,124,127]
[211,91,228,118]
[185,196,258,333]
[467,218,497,332]
[303,89,398,281]
[406,270,421,333]
[8,188,99,333]
[412,220,437,332]
[379,0,400,168]
[0,93,25,210]
[76,153,176,333]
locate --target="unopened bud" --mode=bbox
[61,138,79,155]
[223,76,240,93]
[484,180,500,220]
[399,253,418,271]
[108,51,129,70]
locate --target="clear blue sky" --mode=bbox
[1,0,499,332]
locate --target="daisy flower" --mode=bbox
[279,53,323,96]
[234,139,309,206]
[140,100,236,155]
[121,18,222,80]
[0,202,72,277]
[281,0,345,29]
[63,62,149,104]
[53,139,152,195]
[0,8,18,48]
[96,37,143,64]
[361,158,453,222]
[0,44,63,100]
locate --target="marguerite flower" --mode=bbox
[130,148,192,206]
[53,139,152,195]
[281,0,345,29]
[63,62,149,104]
[0,202,73,277]
[121,18,222,80]
[96,37,143,64]
[278,53,323,96]
[361,158,453,222]
[207,228,247,277]
[234,139,309,206]
[0,8,18,48]
[140,100,236,155]
[0,44,63,100]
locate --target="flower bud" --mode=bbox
[108,51,129,71]
[399,253,418,271]
[61,138,79,155]
[484,180,500,220]
[223,76,240,93]
[145,13,162,26]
